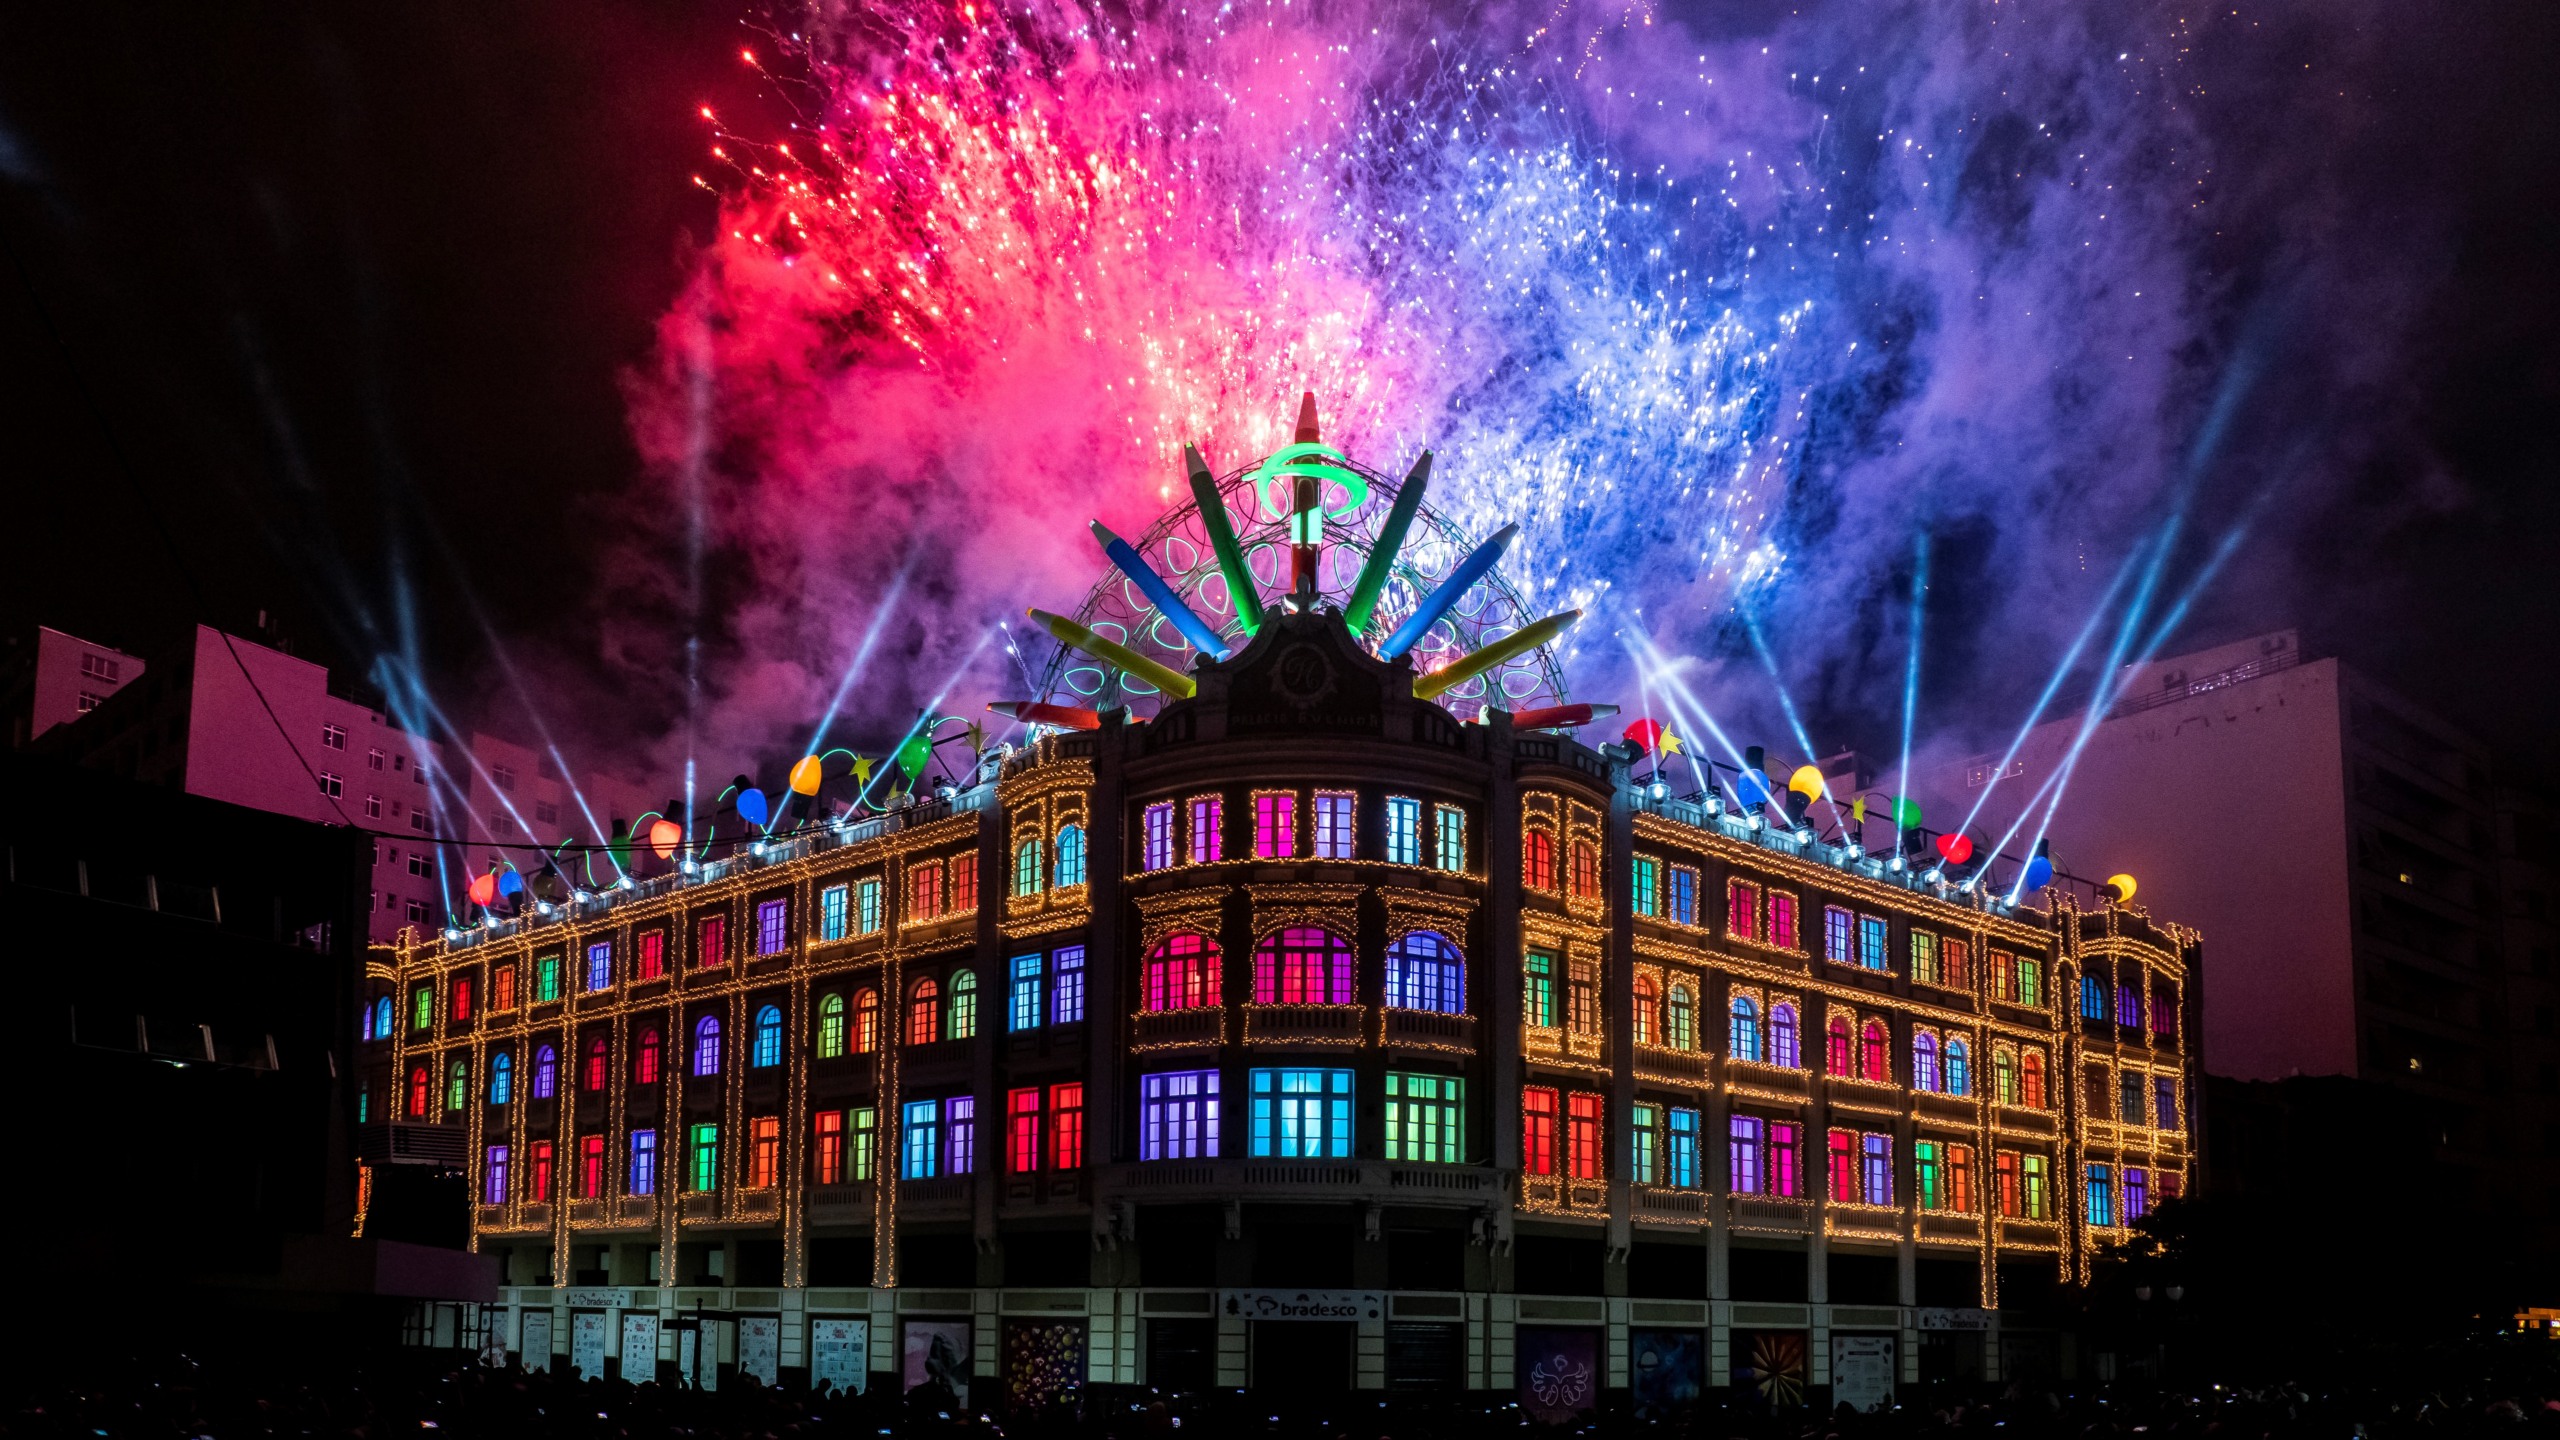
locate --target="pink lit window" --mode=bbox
[1252,927,1354,1005]
[1254,793,1297,859]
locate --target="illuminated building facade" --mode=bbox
[366,610,2202,1405]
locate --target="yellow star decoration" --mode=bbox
[850,755,875,785]
[1659,729,1685,755]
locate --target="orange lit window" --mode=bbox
[748,1116,780,1188]
[852,988,880,1053]
[1568,840,1598,899]
[910,863,943,920]
[492,964,517,1012]
[1524,830,1555,890]
[814,1110,846,1185]
[908,978,942,1046]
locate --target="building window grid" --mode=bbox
[1140,1070,1220,1160]
[1249,1068,1353,1158]
[1142,802,1175,871]
[1313,793,1355,860]
[1384,931,1465,1015]
[1253,927,1355,1006]
[1254,792,1297,860]
[1667,867,1697,926]
[1385,796,1422,866]
[819,885,849,941]
[1433,804,1466,872]
[1188,796,1224,865]
[1631,856,1660,917]
[1383,1073,1464,1164]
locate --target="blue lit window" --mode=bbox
[1140,1070,1219,1160]
[1667,1107,1700,1188]
[2086,1164,2115,1226]
[1860,1133,1894,1205]
[1010,954,1045,1032]
[585,941,613,992]
[1050,946,1086,1024]
[1857,914,1889,970]
[819,884,849,941]
[1668,868,1697,926]
[1824,905,1854,964]
[856,879,882,935]
[752,1005,784,1067]
[488,1050,513,1104]
[1728,997,1762,1062]
[1055,824,1087,887]
[1250,1069,1352,1158]
[2081,974,2107,1020]
[903,1100,941,1178]
[1384,931,1465,1014]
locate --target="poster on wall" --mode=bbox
[1831,1334,1897,1413]
[739,1316,781,1388]
[678,1328,699,1388]
[1731,1330,1805,1409]
[571,1312,607,1380]
[620,1313,661,1381]
[1003,1319,1087,1414]
[1630,1329,1704,1417]
[520,1310,553,1373]
[811,1319,869,1395]
[903,1319,974,1407]
[1514,1326,1599,1424]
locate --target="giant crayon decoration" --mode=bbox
[1412,609,1580,701]
[1343,451,1431,636]
[1029,608,1199,700]
[1378,522,1520,662]
[1504,701,1618,730]
[1185,442,1263,637]
[1091,520,1230,661]
[988,699,1104,731]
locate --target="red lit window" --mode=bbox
[910,863,943,921]
[1566,1093,1604,1180]
[406,1064,430,1118]
[1950,1145,1977,1212]
[1828,1129,1858,1202]
[749,1116,780,1188]
[1144,934,1219,1012]
[492,965,517,1012]
[814,1110,846,1185]
[634,1028,661,1086]
[1727,879,1760,941]
[451,975,475,1022]
[578,1134,605,1198]
[698,914,726,969]
[1008,1087,1043,1173]
[852,988,880,1052]
[1860,1020,1890,1081]
[1994,1152,2022,1216]
[1568,840,1598,899]
[583,1034,609,1092]
[1524,830,1555,890]
[1826,1015,1854,1074]
[1050,1083,1084,1170]
[1768,893,1799,950]
[1252,928,1354,1005]
[1942,938,1970,990]
[1522,1087,1559,1176]
[1631,973,1659,1047]
[949,855,977,914]
[2021,1049,2048,1108]
[908,978,942,1046]
[530,1140,555,1200]
[637,931,666,981]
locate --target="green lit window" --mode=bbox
[1917,1140,1945,1210]
[816,993,846,1057]
[1385,796,1422,865]
[2022,1154,2050,1219]
[446,1059,469,1114]
[948,970,979,1039]
[1632,857,1660,917]
[856,879,882,935]
[849,1106,877,1181]
[1433,805,1467,872]
[1014,840,1044,898]
[411,986,433,1031]
[1383,1073,1464,1163]
[1629,1103,1661,1185]
[534,954,561,1003]
[2015,956,2043,1008]
[1911,932,1941,986]
[688,1123,719,1193]
[1525,952,1557,1029]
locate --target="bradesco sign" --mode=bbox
[1221,1290,1386,1321]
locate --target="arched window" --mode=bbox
[1055,824,1087,887]
[1945,1037,1973,1096]
[692,1017,720,1077]
[532,1045,558,1099]
[1384,931,1465,1014]
[752,1005,784,1066]
[1769,1002,1802,1068]
[373,996,394,1040]
[908,979,942,1046]
[1860,1020,1890,1081]
[1568,840,1598,898]
[1523,829,1555,890]
[2080,974,2107,1020]
[1826,1015,1855,1074]
[816,993,847,1059]
[1014,840,1044,898]
[359,1002,375,1042]
[1252,928,1354,1006]
[406,1064,430,1118]
[1729,996,1763,1062]
[1666,985,1695,1050]
[852,988,881,1053]
[1143,934,1219,1012]
[446,1059,470,1113]
[1913,1032,1941,1092]
[583,1034,609,1092]
[489,1050,513,1104]
[1631,973,1659,1047]
[2116,983,2141,1028]
[635,1028,661,1086]
[1992,1047,2019,1105]
[2020,1049,2047,1108]
[948,971,978,1040]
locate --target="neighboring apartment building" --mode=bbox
[1,624,146,745]
[1913,630,2559,1234]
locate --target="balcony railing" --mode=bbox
[1381,1008,1476,1053]
[1728,1195,1814,1232]
[1635,1186,1710,1222]
[1130,1006,1224,1051]
[1243,1004,1365,1046]
[1634,1046,1710,1082]
[807,1181,874,1224]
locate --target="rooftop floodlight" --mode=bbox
[570,889,594,905]
[749,838,770,858]
[442,926,464,943]
[1922,867,1944,886]
[1704,793,1724,816]
[678,856,699,876]
[483,914,501,930]
[616,873,636,891]
[536,901,558,918]
[1888,855,1906,873]
[1745,812,1764,831]
[1649,780,1668,801]
[1793,826,1815,845]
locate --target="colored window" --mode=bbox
[413,986,434,1031]
[1314,792,1356,859]
[950,851,977,915]
[489,1051,513,1104]
[1008,1088,1043,1173]
[1566,1092,1604,1179]
[2086,1163,2115,1226]
[446,1059,469,1113]
[1568,840,1598,898]
[484,1145,510,1204]
[1629,1103,1660,1185]
[1188,795,1224,864]
[1385,930,1465,1014]
[1250,1068,1353,1158]
[1140,1070,1219,1160]
[630,1130,656,1196]
[1917,1140,1946,1210]
[1632,856,1660,917]
[850,1107,877,1181]
[1049,1084,1084,1170]
[752,1005,784,1067]
[2022,1154,2050,1218]
[583,1034,609,1092]
[946,1097,976,1174]
[1826,1015,1854,1075]
[1668,867,1697,925]
[636,933,664,982]
[372,995,393,1038]
[1992,1049,2020,1105]
[1913,1031,1941,1092]
[2014,955,2042,1007]
[1142,802,1175,870]
[1995,1152,2022,1217]
[2021,1049,2048,1108]
[909,978,942,1045]
[532,1045,557,1099]
[1434,804,1467,872]
[1860,1021,1891,1081]
[902,1100,941,1178]
[1942,938,1970,990]
[1014,839,1044,898]
[856,879,882,934]
[1768,892,1799,950]
[1525,952,1557,1029]
[1010,954,1045,1032]
[1667,1107,1700,1187]
[1949,1144,1976,1212]
[1565,959,1600,1034]
[817,993,847,1058]
[577,942,608,993]
[1824,906,1855,964]
[819,884,849,940]
[578,1134,606,1199]
[1730,1115,1766,1194]
[2120,1069,2146,1124]
[1912,932,1941,986]
[1383,1073,1463,1163]
[1631,973,1659,1047]
[1827,1130,1858,1203]
[535,953,561,1002]
[1857,914,1889,970]
[1665,985,1695,1050]
[948,970,979,1039]
[1945,1038,1972,1096]
[2117,983,2142,1028]
[1054,825,1087,887]
[1382,796,1421,865]
[2152,984,2177,1037]
[1521,1087,1559,1176]
[2154,1075,2179,1129]
[1728,879,1761,941]
[2081,973,2108,1020]
[692,1017,720,1076]
[689,1123,719,1192]
[697,915,725,969]
[1144,933,1219,1012]
[1769,1002,1801,1068]
[1254,792,1297,859]
[1253,927,1355,1005]
[910,863,943,920]
[451,976,475,1022]
[1770,1121,1803,1196]
[2124,1167,2149,1222]
[1051,946,1085,1024]
[635,1028,661,1085]
[1860,1134,1894,1204]
[1523,829,1555,889]
[529,1141,553,1200]
[1729,996,1763,1061]
[815,1110,847,1185]
[757,898,788,955]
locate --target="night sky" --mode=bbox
[4,0,2555,793]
